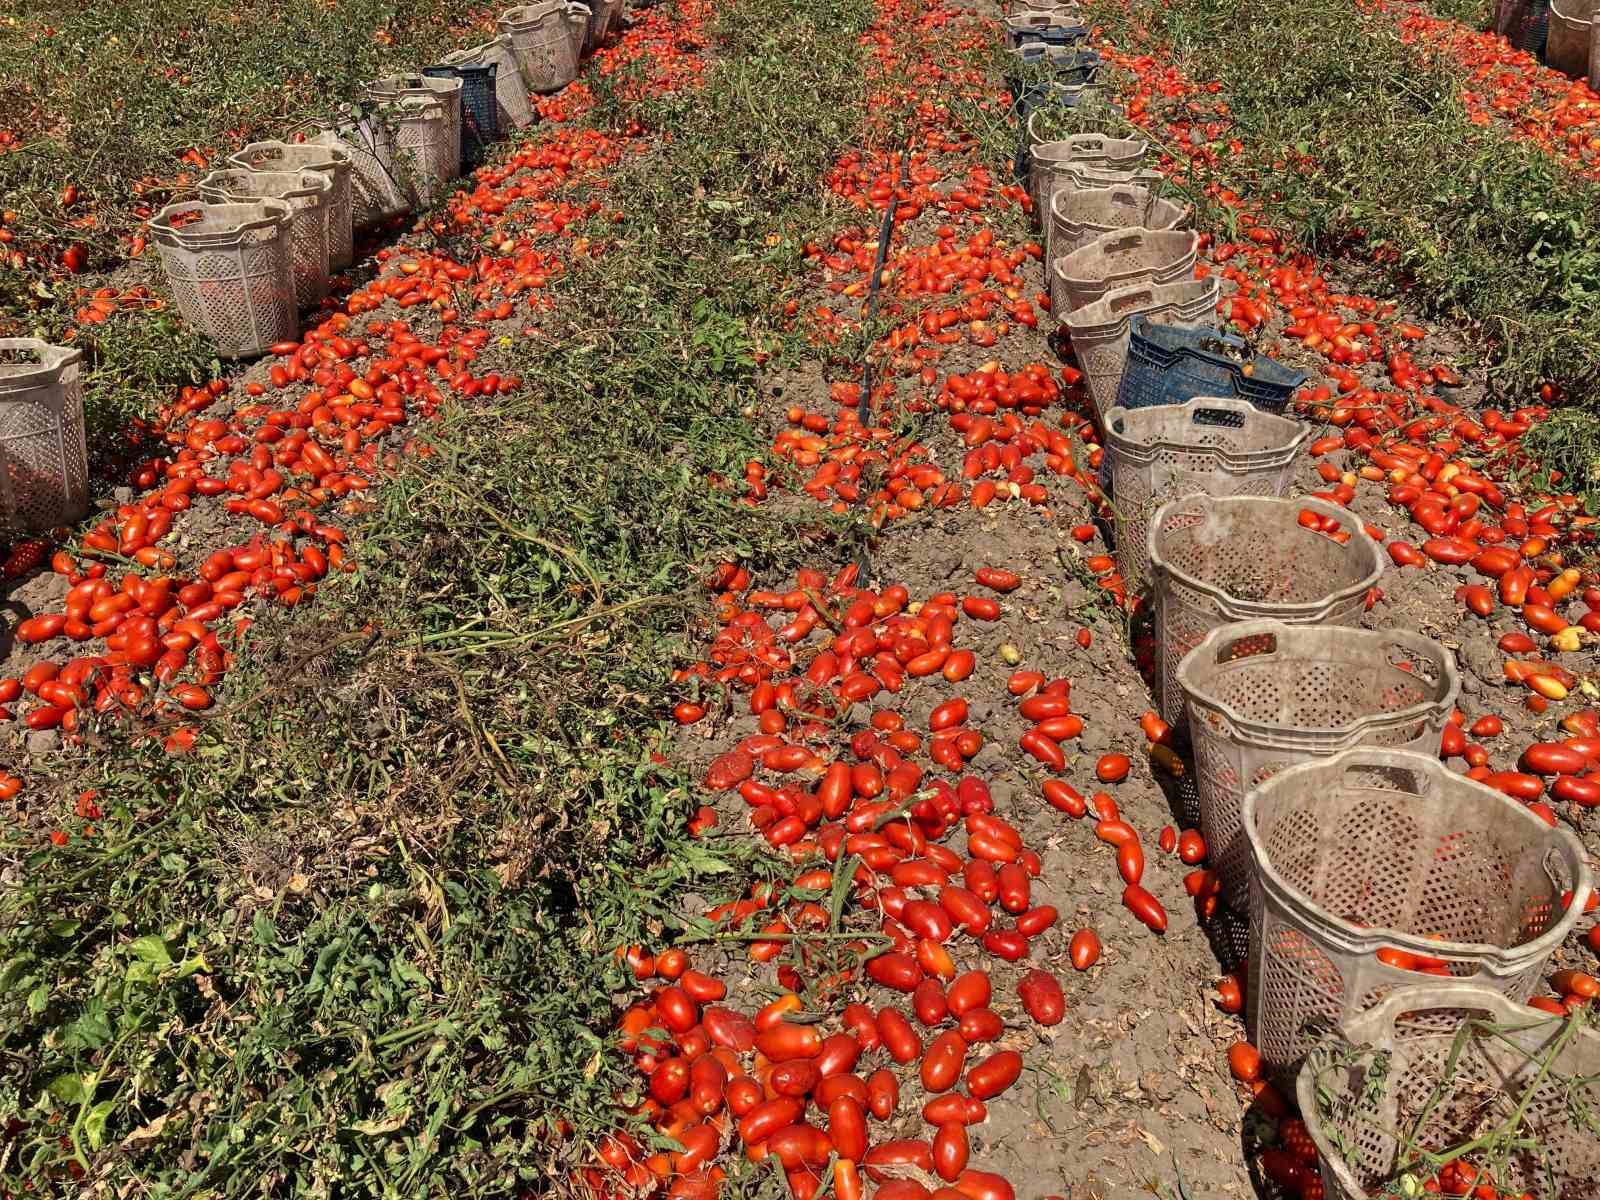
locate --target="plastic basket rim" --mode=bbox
[500,0,570,21]
[1063,275,1217,337]
[1053,227,1198,289]
[1030,131,1146,167]
[0,338,82,392]
[1148,493,1384,616]
[442,35,515,66]
[1103,396,1311,466]
[1175,618,1461,747]
[1242,747,1594,968]
[1293,983,1600,1199]
[150,198,293,245]
[1004,12,1087,30]
[230,140,353,174]
[198,168,331,205]
[1549,0,1594,26]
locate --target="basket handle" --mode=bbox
[1336,757,1429,797]
[1187,397,1254,427]
[1107,287,1156,315]
[1340,983,1530,1044]
[1098,231,1148,256]
[1214,628,1278,666]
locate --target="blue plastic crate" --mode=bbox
[1115,315,1308,415]
[424,62,499,171]
[1006,46,1102,96]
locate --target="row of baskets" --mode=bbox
[1015,60,1307,426]
[151,1,621,360]
[0,4,623,534]
[1006,12,1600,1199]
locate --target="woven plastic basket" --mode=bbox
[368,76,462,193]
[499,2,583,93]
[1064,277,1218,417]
[1005,43,1102,105]
[1050,227,1197,317]
[229,141,353,271]
[1178,621,1460,913]
[424,62,499,170]
[0,340,88,532]
[1117,317,1307,415]
[1045,166,1166,255]
[1243,749,1592,1085]
[1547,0,1596,76]
[151,199,298,359]
[444,36,535,130]
[198,168,331,310]
[1049,186,1188,260]
[1101,397,1309,590]
[1028,130,1146,220]
[1297,986,1600,1200]
[1146,493,1385,725]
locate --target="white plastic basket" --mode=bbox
[499,2,584,93]
[1179,621,1460,912]
[151,199,299,358]
[368,75,462,194]
[1051,228,1198,317]
[0,340,88,533]
[198,168,331,309]
[1048,185,1189,261]
[1298,985,1600,1200]
[229,141,354,271]
[1146,493,1385,725]
[1101,396,1309,590]
[1245,750,1592,1084]
[1028,129,1146,221]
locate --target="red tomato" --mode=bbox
[965,1049,1022,1099]
[1017,969,1064,1025]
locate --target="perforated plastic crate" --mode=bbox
[151,199,299,358]
[0,340,88,532]
[1298,986,1600,1200]
[1146,493,1385,724]
[444,36,535,130]
[1244,750,1591,1084]
[1050,227,1196,317]
[499,2,586,93]
[1101,396,1308,590]
[198,168,331,309]
[229,140,354,271]
[1178,620,1459,911]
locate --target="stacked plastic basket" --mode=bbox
[152,4,606,357]
[1006,13,1598,1199]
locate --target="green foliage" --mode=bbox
[1089,0,1600,404]
[0,0,874,1193]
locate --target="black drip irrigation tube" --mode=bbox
[857,147,913,409]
